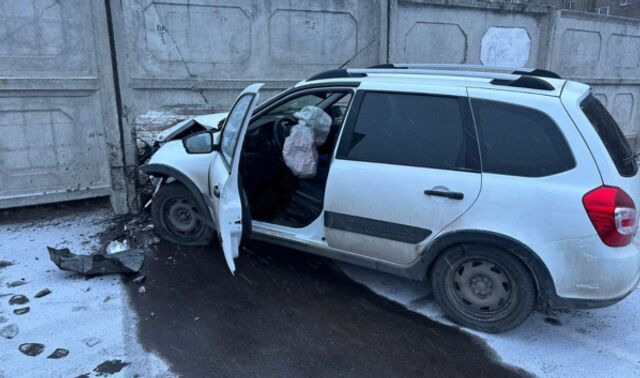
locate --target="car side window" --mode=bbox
[337,91,479,172]
[470,99,576,177]
[221,94,253,165]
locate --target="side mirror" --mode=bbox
[183,131,216,154]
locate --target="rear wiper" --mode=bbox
[624,150,640,162]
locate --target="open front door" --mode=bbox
[209,83,263,273]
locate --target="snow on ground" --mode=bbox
[2,203,639,377]
[0,206,172,378]
[340,242,640,378]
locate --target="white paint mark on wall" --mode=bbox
[480,27,531,67]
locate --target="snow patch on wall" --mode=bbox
[480,27,531,67]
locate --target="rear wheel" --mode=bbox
[151,182,214,246]
[431,244,536,333]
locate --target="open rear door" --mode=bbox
[209,83,263,273]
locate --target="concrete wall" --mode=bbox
[1,0,639,213]
[392,0,640,148]
[0,0,131,213]
[550,10,640,147]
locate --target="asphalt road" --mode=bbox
[126,240,529,377]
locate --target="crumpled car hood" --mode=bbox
[157,112,228,143]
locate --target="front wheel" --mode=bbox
[431,244,536,333]
[151,182,214,246]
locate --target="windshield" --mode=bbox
[580,94,638,177]
[266,93,327,115]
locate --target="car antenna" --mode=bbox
[339,38,377,69]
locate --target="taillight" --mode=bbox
[583,186,637,247]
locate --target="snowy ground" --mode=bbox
[0,204,172,378]
[2,203,640,377]
[340,245,640,378]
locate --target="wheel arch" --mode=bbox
[140,163,215,229]
[422,230,557,307]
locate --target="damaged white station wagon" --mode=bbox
[142,64,640,333]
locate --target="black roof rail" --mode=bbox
[490,77,555,91]
[368,64,562,79]
[512,68,561,79]
[307,69,367,82]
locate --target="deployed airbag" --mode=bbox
[282,106,331,178]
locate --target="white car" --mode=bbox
[142,64,640,333]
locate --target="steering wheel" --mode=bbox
[273,115,298,151]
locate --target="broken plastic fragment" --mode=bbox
[47,247,144,276]
[8,295,29,305]
[47,348,69,359]
[35,288,51,298]
[106,240,129,254]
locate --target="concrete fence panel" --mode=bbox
[389,0,553,68]
[550,10,640,147]
[0,0,126,212]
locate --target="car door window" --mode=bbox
[337,91,479,171]
[221,94,254,165]
[471,99,576,177]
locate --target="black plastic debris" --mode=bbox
[8,295,29,305]
[47,247,144,275]
[19,343,45,357]
[13,307,30,315]
[47,348,69,359]
[35,288,51,298]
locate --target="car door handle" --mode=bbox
[424,190,464,200]
[213,185,221,198]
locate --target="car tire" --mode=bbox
[151,182,214,246]
[431,244,536,333]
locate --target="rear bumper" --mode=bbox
[541,235,640,309]
[548,274,639,310]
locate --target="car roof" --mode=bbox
[295,65,571,98]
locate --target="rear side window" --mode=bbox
[580,94,638,177]
[338,92,480,172]
[471,99,575,177]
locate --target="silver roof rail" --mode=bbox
[348,68,521,81]
[368,63,562,79]
[347,68,556,91]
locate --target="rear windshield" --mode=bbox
[580,94,638,177]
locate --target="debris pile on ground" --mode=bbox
[47,213,158,276]
[47,247,144,275]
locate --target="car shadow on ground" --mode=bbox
[125,240,530,377]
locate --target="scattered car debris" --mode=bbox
[46,348,69,359]
[147,236,161,246]
[93,359,131,376]
[13,307,30,315]
[6,280,27,288]
[83,337,101,347]
[106,240,129,254]
[0,260,14,269]
[47,247,144,275]
[0,324,18,339]
[132,275,146,284]
[34,288,51,298]
[138,286,146,294]
[8,295,29,305]
[18,343,45,357]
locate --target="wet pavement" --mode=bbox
[126,240,529,377]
